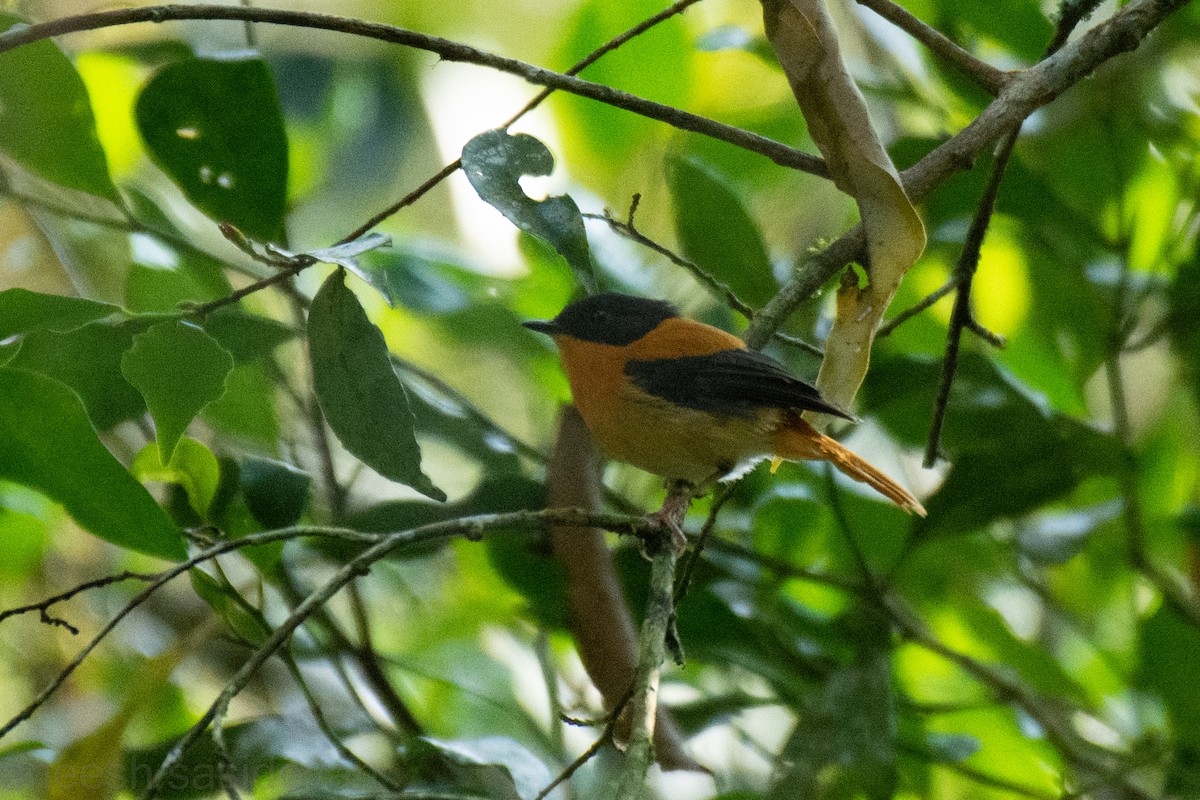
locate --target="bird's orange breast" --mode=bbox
[552,319,776,482]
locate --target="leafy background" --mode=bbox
[0,0,1199,798]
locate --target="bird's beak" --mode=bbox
[522,319,560,335]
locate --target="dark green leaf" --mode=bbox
[200,362,280,446]
[124,250,232,314]
[307,269,445,501]
[189,568,269,646]
[240,457,310,529]
[0,15,118,201]
[414,737,552,800]
[0,368,184,560]
[461,130,594,291]
[199,309,295,364]
[937,0,1053,62]
[667,153,776,308]
[862,354,1122,536]
[10,321,147,430]
[354,245,489,312]
[1141,606,1200,750]
[121,321,234,463]
[126,717,344,799]
[772,649,897,800]
[1017,501,1120,565]
[668,691,773,736]
[136,57,288,242]
[0,289,122,340]
[1168,253,1200,406]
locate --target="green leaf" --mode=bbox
[414,736,553,800]
[121,321,234,463]
[10,321,147,430]
[132,438,221,519]
[461,130,595,291]
[0,15,119,201]
[667,153,776,308]
[307,269,445,501]
[0,339,20,369]
[0,368,184,560]
[1141,606,1200,750]
[937,0,1053,62]
[124,250,232,315]
[189,569,269,646]
[0,289,123,340]
[126,717,344,799]
[240,457,310,529]
[200,362,279,447]
[773,648,897,800]
[354,245,489,312]
[135,56,288,242]
[555,0,692,174]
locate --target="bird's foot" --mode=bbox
[645,485,692,557]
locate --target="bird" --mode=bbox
[524,292,925,548]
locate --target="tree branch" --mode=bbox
[854,0,1010,94]
[745,0,1193,350]
[0,4,827,180]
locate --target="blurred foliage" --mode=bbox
[1,0,1199,799]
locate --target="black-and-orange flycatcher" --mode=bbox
[524,293,925,544]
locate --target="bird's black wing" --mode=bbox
[624,348,854,421]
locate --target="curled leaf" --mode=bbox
[762,0,926,423]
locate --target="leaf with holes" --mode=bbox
[136,56,288,242]
[462,129,595,291]
[307,269,445,501]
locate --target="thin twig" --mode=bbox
[673,484,735,605]
[923,0,1103,467]
[535,687,635,800]
[585,208,824,357]
[876,274,960,337]
[923,129,1019,467]
[0,571,162,635]
[0,508,659,743]
[341,0,707,243]
[854,0,1010,94]
[280,646,402,791]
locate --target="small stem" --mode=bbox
[614,541,679,798]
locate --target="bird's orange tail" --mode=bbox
[771,418,926,517]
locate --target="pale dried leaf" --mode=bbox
[763,0,926,425]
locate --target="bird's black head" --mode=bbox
[523,292,678,346]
